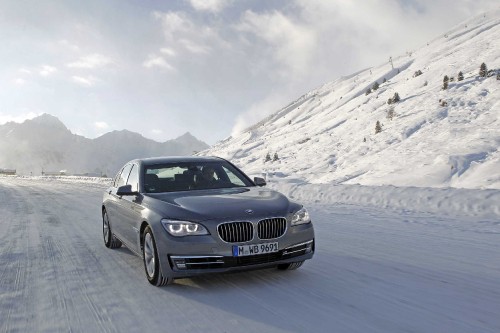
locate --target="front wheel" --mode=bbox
[142,226,172,286]
[277,261,304,270]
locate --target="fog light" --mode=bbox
[305,242,313,254]
[174,259,186,269]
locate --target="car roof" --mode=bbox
[131,156,225,166]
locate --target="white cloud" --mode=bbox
[153,11,193,38]
[94,121,109,129]
[237,10,316,79]
[152,11,223,55]
[67,54,112,69]
[179,38,210,54]
[39,65,57,76]
[143,54,175,70]
[19,68,32,74]
[187,0,232,13]
[14,78,26,85]
[151,129,163,134]
[58,39,80,51]
[71,75,96,87]
[160,47,177,56]
[231,93,290,136]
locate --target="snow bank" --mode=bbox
[0,175,112,186]
[268,179,500,219]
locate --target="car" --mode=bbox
[102,156,315,286]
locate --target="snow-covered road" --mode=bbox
[1,178,499,333]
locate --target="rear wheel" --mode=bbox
[277,261,304,270]
[142,226,172,286]
[103,210,122,249]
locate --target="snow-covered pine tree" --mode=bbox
[393,92,400,103]
[386,106,395,120]
[479,63,487,77]
[443,75,449,90]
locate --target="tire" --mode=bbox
[142,226,172,286]
[103,210,122,249]
[277,261,304,270]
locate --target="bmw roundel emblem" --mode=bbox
[245,209,254,215]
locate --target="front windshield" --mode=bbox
[143,161,254,193]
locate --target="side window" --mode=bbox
[117,164,133,188]
[126,165,139,192]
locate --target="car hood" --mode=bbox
[144,187,295,221]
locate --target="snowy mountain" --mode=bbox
[201,10,500,190]
[0,114,209,176]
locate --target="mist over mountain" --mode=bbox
[201,10,500,189]
[0,114,209,176]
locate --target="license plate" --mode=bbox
[232,242,279,257]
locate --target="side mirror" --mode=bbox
[117,184,139,196]
[254,177,267,187]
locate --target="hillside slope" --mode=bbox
[201,10,500,189]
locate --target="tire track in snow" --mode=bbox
[0,181,37,333]
[0,179,121,332]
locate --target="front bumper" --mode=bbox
[169,240,314,277]
[155,221,315,279]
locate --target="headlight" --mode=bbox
[161,219,209,237]
[291,207,311,226]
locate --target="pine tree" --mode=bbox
[273,153,279,161]
[372,81,379,91]
[479,63,487,77]
[443,75,449,90]
[265,153,271,162]
[386,106,395,120]
[497,72,500,81]
[383,78,387,83]
[375,121,382,134]
[365,88,372,95]
[393,92,400,103]
[457,71,464,81]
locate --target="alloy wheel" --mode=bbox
[144,233,155,278]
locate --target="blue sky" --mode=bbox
[1,0,498,144]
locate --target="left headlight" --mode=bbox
[161,219,210,237]
[291,207,311,226]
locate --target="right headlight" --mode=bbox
[291,207,311,226]
[161,219,210,237]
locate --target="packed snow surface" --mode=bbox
[1,177,499,333]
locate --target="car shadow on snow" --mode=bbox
[154,252,350,332]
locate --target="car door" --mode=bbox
[115,164,143,248]
[104,167,125,227]
[108,163,133,241]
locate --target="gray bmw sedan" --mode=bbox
[102,156,315,286]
